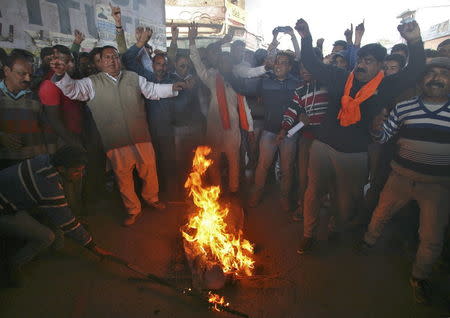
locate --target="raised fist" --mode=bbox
[295,19,310,38]
[397,20,421,43]
[109,3,122,25]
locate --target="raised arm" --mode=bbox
[122,27,154,79]
[295,19,346,85]
[381,21,425,98]
[167,25,179,65]
[50,58,94,101]
[188,22,213,85]
[110,3,127,54]
[285,26,301,61]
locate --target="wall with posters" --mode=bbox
[0,0,167,54]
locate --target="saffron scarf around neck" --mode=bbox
[337,71,384,127]
[215,73,250,131]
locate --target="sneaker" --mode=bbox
[353,240,373,256]
[296,237,314,254]
[147,201,166,210]
[122,213,141,227]
[409,276,431,305]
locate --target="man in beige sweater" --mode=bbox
[51,46,185,226]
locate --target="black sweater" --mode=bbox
[301,35,425,153]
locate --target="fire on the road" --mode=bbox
[181,146,254,276]
[208,291,229,311]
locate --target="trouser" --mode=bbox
[0,211,55,267]
[297,136,314,210]
[303,140,368,238]
[82,110,107,203]
[107,145,159,215]
[365,141,396,214]
[253,130,297,202]
[209,140,241,193]
[152,135,177,197]
[364,171,450,279]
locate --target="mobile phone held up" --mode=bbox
[274,26,293,33]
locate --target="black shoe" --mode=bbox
[296,237,314,254]
[409,276,431,305]
[353,240,373,256]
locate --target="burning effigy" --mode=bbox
[181,146,254,291]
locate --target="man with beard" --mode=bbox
[0,49,58,170]
[357,57,450,305]
[294,18,425,253]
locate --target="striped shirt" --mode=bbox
[373,97,450,177]
[282,81,328,138]
[0,155,92,246]
[0,81,58,160]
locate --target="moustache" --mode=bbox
[21,81,31,86]
[426,81,444,88]
[355,68,366,73]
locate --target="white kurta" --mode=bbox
[190,44,254,191]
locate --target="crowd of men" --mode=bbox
[0,5,449,306]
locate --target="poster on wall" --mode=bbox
[0,0,167,52]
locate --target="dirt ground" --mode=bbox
[1,183,449,318]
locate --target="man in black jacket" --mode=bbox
[294,18,425,253]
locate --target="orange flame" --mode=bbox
[208,291,229,311]
[182,146,254,276]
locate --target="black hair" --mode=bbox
[437,39,450,49]
[391,43,408,57]
[40,47,53,60]
[358,43,387,62]
[231,40,245,48]
[52,44,71,56]
[385,53,406,69]
[253,48,267,67]
[50,146,88,168]
[333,40,348,50]
[152,52,167,63]
[100,45,118,58]
[424,49,439,59]
[79,52,89,59]
[175,53,189,63]
[276,50,295,66]
[88,47,102,63]
[5,49,35,68]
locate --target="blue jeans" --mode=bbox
[0,211,55,267]
[253,130,297,202]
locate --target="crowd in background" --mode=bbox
[0,4,449,306]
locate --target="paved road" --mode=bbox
[1,186,449,318]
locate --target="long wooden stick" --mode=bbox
[102,254,250,318]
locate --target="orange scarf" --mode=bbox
[216,73,250,131]
[337,71,384,127]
